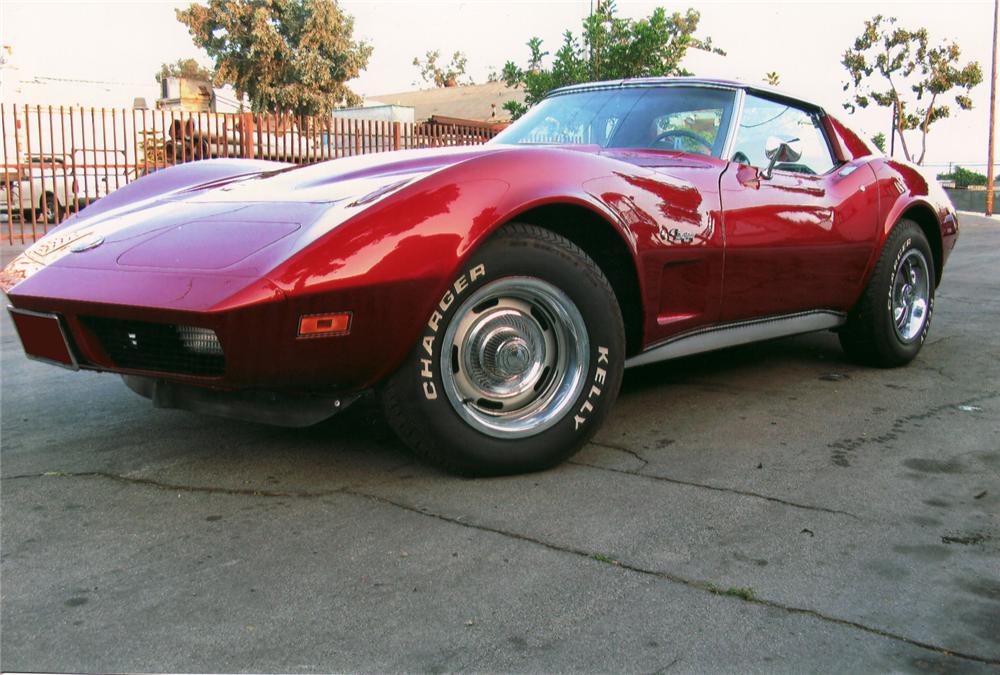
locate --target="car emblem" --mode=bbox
[70,235,105,252]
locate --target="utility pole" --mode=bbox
[589,0,594,65]
[986,0,998,216]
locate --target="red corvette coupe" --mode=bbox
[3,78,959,475]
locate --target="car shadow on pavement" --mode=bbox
[0,327,859,490]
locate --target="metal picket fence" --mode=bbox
[1,104,499,244]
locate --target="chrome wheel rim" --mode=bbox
[441,277,589,439]
[891,249,930,343]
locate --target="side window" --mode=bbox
[731,95,835,175]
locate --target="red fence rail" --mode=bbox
[1,104,499,244]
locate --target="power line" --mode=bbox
[26,75,152,87]
[214,93,244,107]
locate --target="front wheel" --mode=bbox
[839,220,935,367]
[382,223,625,476]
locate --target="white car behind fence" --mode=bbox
[1,150,128,224]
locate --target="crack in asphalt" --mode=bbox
[828,391,1000,454]
[5,469,999,665]
[644,655,682,674]
[1,471,347,498]
[576,443,860,520]
[912,363,959,383]
[4,454,861,522]
[343,488,1000,667]
[588,441,650,470]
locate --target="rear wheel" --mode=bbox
[839,220,935,367]
[382,223,625,476]
[37,192,58,224]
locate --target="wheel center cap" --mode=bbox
[495,338,531,377]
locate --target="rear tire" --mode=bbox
[37,192,59,224]
[839,220,935,367]
[382,223,625,476]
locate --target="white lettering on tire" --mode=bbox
[421,263,487,399]
[886,237,912,313]
[574,346,610,430]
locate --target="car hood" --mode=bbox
[171,144,514,204]
[1,145,516,291]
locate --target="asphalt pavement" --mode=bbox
[2,214,998,673]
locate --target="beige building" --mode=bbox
[368,81,525,125]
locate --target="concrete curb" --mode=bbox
[958,210,1000,223]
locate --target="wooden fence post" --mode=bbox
[240,112,255,159]
[393,121,401,151]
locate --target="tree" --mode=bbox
[764,71,780,86]
[842,15,982,165]
[936,165,988,188]
[412,50,471,87]
[525,37,548,74]
[501,1,723,120]
[155,58,214,84]
[870,132,887,152]
[176,0,372,115]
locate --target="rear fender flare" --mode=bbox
[875,196,947,288]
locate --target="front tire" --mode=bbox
[839,220,935,367]
[382,223,625,476]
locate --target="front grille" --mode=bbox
[82,317,226,376]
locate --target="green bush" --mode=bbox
[936,166,988,189]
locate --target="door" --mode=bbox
[719,94,879,322]
[595,86,736,345]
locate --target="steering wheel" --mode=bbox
[651,129,714,154]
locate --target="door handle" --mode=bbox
[772,183,826,197]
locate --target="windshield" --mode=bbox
[492,86,737,158]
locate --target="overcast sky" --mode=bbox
[0,0,996,169]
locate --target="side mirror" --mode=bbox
[763,136,802,179]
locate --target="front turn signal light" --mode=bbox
[297,312,352,338]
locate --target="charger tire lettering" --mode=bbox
[421,263,487,400]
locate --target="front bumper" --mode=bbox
[6,300,365,427]
[7,307,80,370]
[5,261,434,395]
